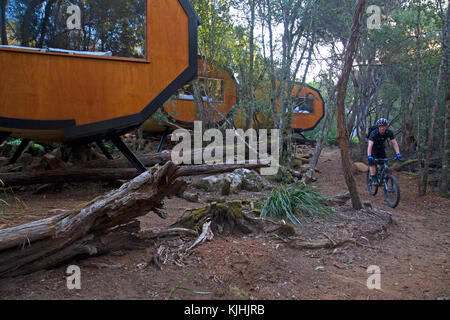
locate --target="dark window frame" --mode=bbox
[0,0,149,63]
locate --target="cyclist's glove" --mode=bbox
[396,153,402,160]
[368,155,375,165]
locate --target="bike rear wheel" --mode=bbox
[366,170,378,196]
[383,174,400,208]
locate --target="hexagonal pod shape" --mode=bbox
[0,0,200,144]
[142,57,238,133]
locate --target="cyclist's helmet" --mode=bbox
[376,118,389,127]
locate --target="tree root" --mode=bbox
[285,237,356,249]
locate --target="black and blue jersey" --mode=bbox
[369,128,395,158]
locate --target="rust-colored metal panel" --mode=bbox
[290,85,325,132]
[143,57,237,132]
[233,84,325,132]
[0,0,199,143]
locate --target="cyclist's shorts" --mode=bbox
[372,146,386,159]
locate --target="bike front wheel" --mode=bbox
[366,170,378,196]
[383,174,400,208]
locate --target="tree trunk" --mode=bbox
[37,0,56,48]
[0,0,8,45]
[403,8,422,155]
[246,0,256,130]
[305,83,337,181]
[20,0,42,46]
[439,1,449,198]
[440,85,449,197]
[192,78,205,125]
[419,3,449,196]
[335,0,365,210]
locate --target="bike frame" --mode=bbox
[373,157,397,184]
[367,156,401,208]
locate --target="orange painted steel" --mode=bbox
[233,84,324,132]
[0,0,199,143]
[142,58,237,132]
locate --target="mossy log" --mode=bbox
[392,159,423,171]
[173,201,254,235]
[172,201,296,237]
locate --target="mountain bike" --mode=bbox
[366,157,401,208]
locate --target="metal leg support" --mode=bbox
[8,139,30,165]
[109,134,146,173]
[96,140,114,160]
[156,127,170,153]
[0,132,11,146]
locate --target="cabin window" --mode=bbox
[0,0,147,59]
[177,77,225,103]
[292,96,314,114]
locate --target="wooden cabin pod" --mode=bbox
[0,0,200,144]
[142,58,237,133]
[233,84,325,132]
[290,85,325,132]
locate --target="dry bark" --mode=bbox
[335,0,365,210]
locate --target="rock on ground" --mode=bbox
[193,168,268,194]
[351,162,368,174]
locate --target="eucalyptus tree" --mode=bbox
[438,0,449,198]
[1,0,8,45]
[256,0,318,164]
[335,0,366,210]
[189,0,235,128]
[420,0,448,196]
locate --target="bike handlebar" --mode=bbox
[373,157,399,162]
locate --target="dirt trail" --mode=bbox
[0,147,448,300]
[314,148,449,299]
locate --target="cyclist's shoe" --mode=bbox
[370,176,378,186]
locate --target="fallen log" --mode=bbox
[81,146,269,169]
[0,162,181,278]
[0,162,269,187]
[392,159,423,171]
[0,168,140,186]
[0,161,270,278]
[136,227,197,240]
[327,191,351,206]
[292,134,316,146]
[172,162,269,179]
[81,151,174,168]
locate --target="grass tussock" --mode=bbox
[260,184,337,226]
[0,179,27,219]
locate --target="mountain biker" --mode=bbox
[367,118,402,185]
